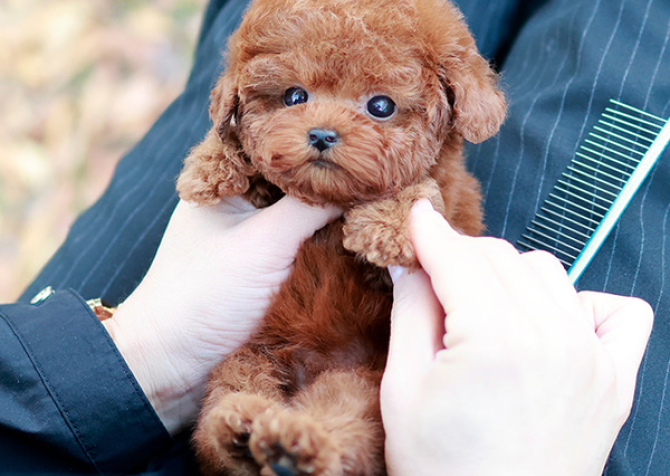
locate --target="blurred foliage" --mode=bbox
[0,0,207,302]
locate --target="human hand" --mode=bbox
[381,200,653,476]
[104,196,340,434]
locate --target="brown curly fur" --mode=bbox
[176,1,506,475]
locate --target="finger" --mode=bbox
[245,195,342,250]
[520,250,572,296]
[579,291,653,403]
[409,200,510,314]
[385,267,445,385]
[216,195,259,214]
[518,250,587,326]
[169,198,259,238]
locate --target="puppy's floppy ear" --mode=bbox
[210,73,240,141]
[438,50,506,144]
[177,73,254,205]
[428,1,506,144]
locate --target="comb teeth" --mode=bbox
[517,99,670,284]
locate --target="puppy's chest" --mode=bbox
[256,220,392,367]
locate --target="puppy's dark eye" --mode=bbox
[367,95,396,119]
[284,87,309,106]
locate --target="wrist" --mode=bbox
[102,300,204,435]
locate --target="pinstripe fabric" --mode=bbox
[18,0,670,473]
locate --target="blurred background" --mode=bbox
[0,0,208,302]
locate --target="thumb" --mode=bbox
[246,195,342,250]
[385,267,445,385]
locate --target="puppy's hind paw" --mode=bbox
[250,409,342,476]
[194,393,279,475]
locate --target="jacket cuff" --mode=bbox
[1,289,172,474]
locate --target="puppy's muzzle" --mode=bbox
[308,128,339,152]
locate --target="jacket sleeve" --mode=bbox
[0,289,171,475]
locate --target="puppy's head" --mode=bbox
[206,0,505,206]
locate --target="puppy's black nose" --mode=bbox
[308,128,339,152]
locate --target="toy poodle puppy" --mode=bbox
[176,0,506,475]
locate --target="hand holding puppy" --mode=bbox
[104,197,340,434]
[381,200,653,476]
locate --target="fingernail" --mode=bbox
[388,265,406,283]
[411,199,460,236]
[412,199,435,215]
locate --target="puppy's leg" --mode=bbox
[249,369,385,476]
[177,129,253,206]
[342,179,445,268]
[194,346,285,476]
[429,151,485,237]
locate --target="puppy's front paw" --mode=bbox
[177,131,252,206]
[342,203,416,268]
[343,179,447,268]
[250,408,342,476]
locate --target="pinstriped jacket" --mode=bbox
[1,0,669,474]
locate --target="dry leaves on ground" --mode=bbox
[0,0,207,301]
